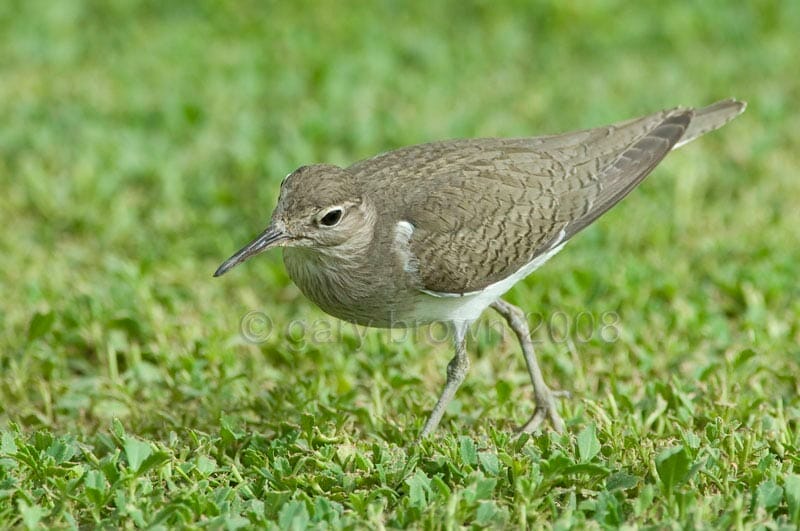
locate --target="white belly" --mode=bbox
[410,239,567,323]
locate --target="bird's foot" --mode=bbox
[515,389,569,435]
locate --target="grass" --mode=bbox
[1,0,799,528]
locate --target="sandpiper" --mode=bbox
[215,99,745,436]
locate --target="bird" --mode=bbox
[214,99,746,437]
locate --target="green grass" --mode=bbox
[2,0,799,528]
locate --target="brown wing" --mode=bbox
[349,108,695,294]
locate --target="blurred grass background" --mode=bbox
[1,0,799,527]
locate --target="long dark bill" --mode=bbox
[213,225,288,277]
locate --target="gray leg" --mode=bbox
[419,320,470,438]
[492,299,567,434]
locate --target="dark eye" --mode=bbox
[319,208,343,227]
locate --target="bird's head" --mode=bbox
[214,164,372,277]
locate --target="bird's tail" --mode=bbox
[673,98,746,149]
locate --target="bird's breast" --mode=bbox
[282,247,415,327]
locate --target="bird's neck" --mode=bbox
[283,223,377,306]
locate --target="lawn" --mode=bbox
[1,0,799,528]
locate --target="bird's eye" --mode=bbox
[319,208,343,227]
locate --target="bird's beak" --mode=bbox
[213,223,289,277]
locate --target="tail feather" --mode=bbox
[674,98,746,149]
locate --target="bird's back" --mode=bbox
[347,100,745,295]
